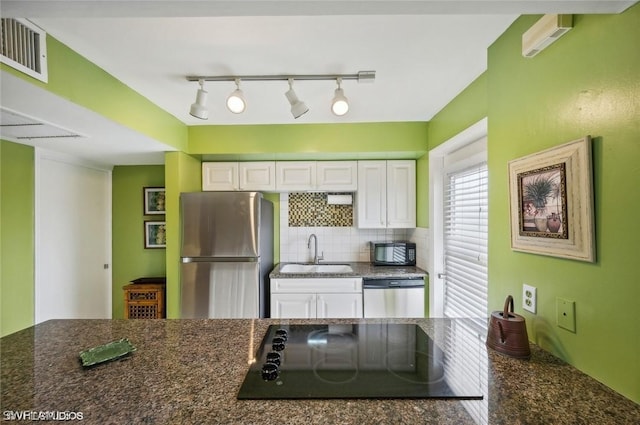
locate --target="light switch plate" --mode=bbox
[523,284,536,314]
[556,298,576,332]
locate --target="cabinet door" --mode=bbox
[317,293,363,318]
[386,160,416,228]
[270,293,316,318]
[357,161,387,228]
[316,161,357,191]
[239,162,275,191]
[276,161,316,191]
[202,162,238,191]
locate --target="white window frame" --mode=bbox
[429,118,487,317]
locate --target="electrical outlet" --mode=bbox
[556,298,576,333]
[522,284,537,314]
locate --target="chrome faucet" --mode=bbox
[307,233,324,264]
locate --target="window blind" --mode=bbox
[443,162,488,327]
[444,320,489,424]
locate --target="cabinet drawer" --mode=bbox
[271,278,362,294]
[123,284,165,319]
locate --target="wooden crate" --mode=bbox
[123,283,165,319]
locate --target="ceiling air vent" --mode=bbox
[0,108,83,141]
[0,18,48,82]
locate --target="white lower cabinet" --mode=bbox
[316,293,363,318]
[270,278,363,319]
[271,293,317,319]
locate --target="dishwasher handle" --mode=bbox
[363,278,424,289]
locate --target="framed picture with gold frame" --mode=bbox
[508,136,595,262]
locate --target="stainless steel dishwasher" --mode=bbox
[363,277,425,318]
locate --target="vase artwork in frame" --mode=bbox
[508,136,595,262]
[519,163,568,238]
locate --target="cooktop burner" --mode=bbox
[237,324,483,400]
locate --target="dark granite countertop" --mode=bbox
[1,319,638,424]
[270,262,428,279]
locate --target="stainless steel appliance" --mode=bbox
[237,323,483,400]
[370,241,416,266]
[180,191,273,318]
[363,277,425,318]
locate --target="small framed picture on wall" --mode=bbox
[144,187,165,215]
[144,221,166,249]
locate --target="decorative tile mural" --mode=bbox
[288,193,353,227]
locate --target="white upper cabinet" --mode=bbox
[202,162,238,191]
[202,162,275,191]
[386,160,416,228]
[276,161,316,191]
[357,160,416,228]
[239,162,276,191]
[316,161,357,191]
[202,161,411,204]
[357,161,387,228]
[276,161,357,191]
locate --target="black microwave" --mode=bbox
[370,242,416,266]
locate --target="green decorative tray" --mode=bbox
[79,338,136,367]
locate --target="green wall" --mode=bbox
[189,122,428,159]
[427,6,639,403]
[112,165,166,319]
[485,9,640,402]
[0,141,35,337]
[164,152,202,318]
[428,72,489,150]
[263,193,281,264]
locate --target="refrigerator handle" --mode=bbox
[181,257,259,263]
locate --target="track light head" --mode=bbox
[189,79,209,120]
[331,78,349,116]
[226,78,246,114]
[284,78,309,119]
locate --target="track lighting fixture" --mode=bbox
[331,77,349,116]
[186,70,375,119]
[226,78,246,114]
[284,78,309,119]
[189,79,209,120]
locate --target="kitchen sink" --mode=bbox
[280,264,353,274]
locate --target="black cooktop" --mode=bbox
[237,324,483,400]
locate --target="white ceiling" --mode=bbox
[0,1,636,165]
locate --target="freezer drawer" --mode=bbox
[181,261,262,318]
[363,279,425,318]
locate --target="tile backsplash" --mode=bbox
[288,193,352,227]
[279,193,429,269]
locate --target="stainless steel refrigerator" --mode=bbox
[180,191,273,318]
